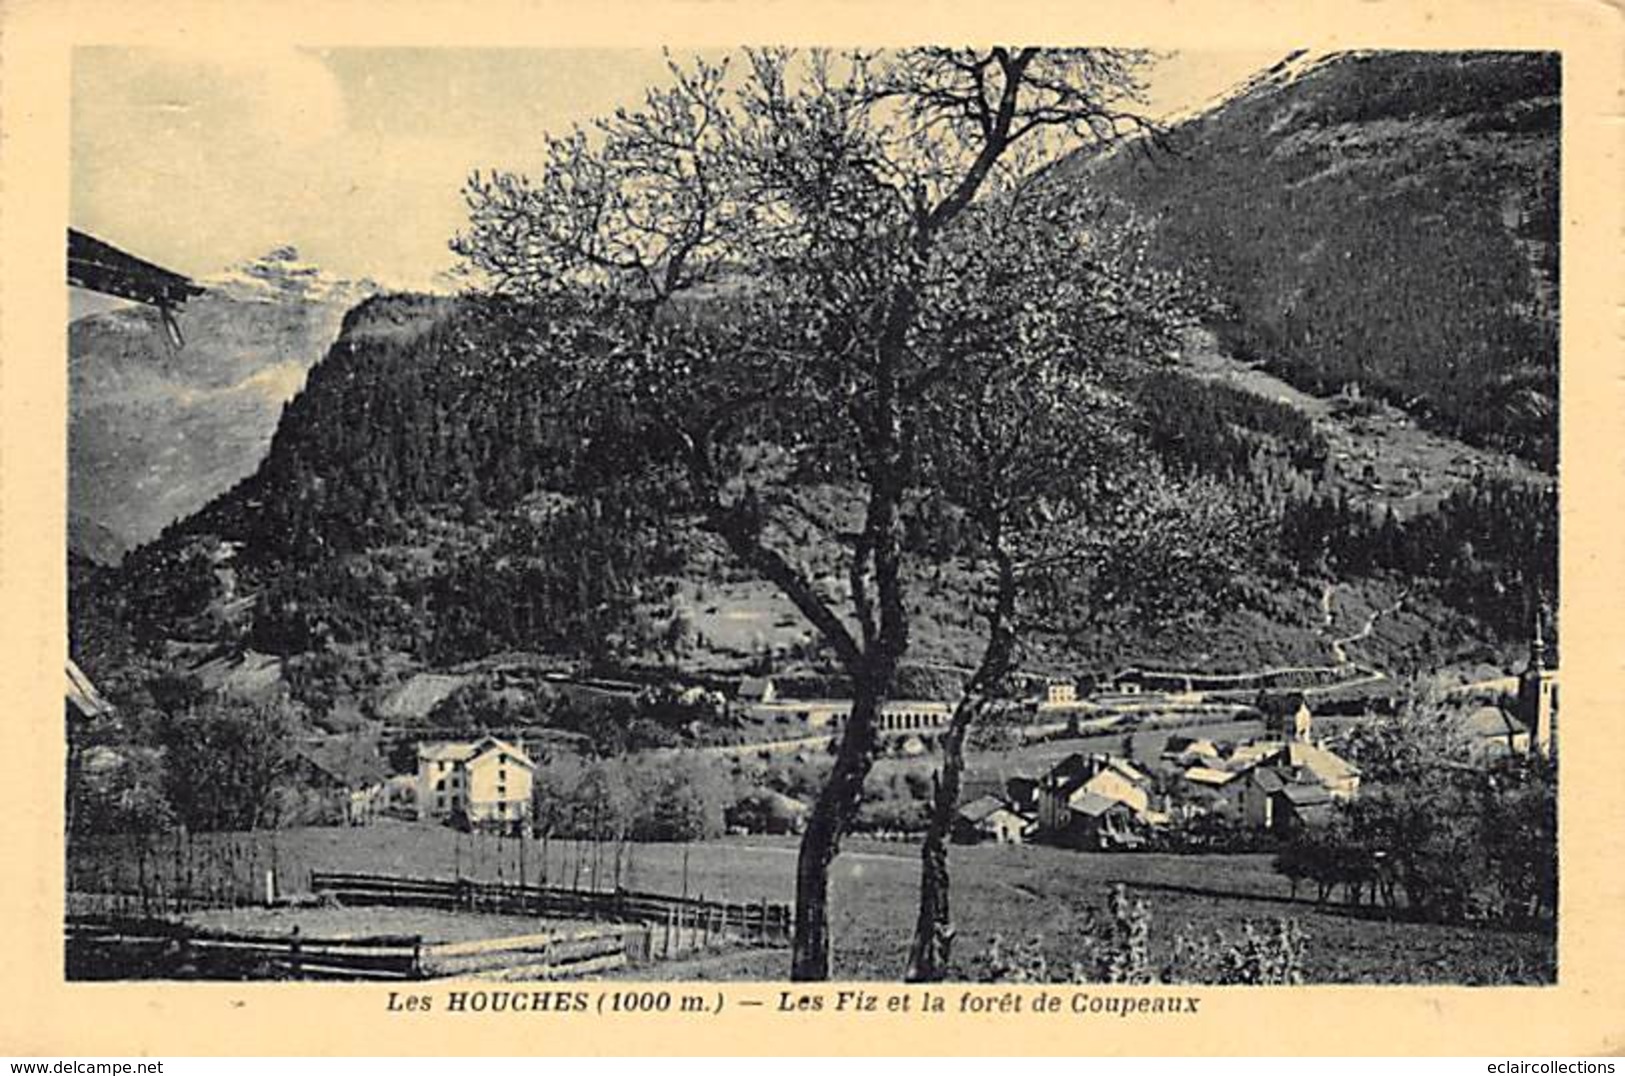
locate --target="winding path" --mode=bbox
[1324,585,1405,666]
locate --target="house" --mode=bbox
[1182,765,1238,790]
[1046,680,1077,706]
[1082,767,1150,814]
[737,676,778,705]
[293,739,389,825]
[1036,753,1151,833]
[417,736,535,828]
[1228,740,1285,771]
[1238,767,1284,830]
[1162,734,1221,765]
[1273,740,1361,798]
[1274,784,1335,832]
[1057,793,1142,850]
[1107,670,1146,695]
[952,795,1032,844]
[1239,766,1337,833]
[1457,705,1532,758]
[797,702,847,729]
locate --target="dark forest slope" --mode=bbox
[1074,50,1559,466]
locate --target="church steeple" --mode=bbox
[1519,602,1557,756]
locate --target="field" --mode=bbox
[69,822,1553,984]
[178,904,572,944]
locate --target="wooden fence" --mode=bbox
[66,871,792,981]
[66,916,422,981]
[419,925,645,979]
[65,915,658,981]
[309,871,792,948]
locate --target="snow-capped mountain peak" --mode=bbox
[205,245,379,306]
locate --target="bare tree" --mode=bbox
[894,186,1252,979]
[453,47,1164,980]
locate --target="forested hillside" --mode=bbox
[81,284,1551,720]
[1078,50,1559,467]
[72,50,1559,741]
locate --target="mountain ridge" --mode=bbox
[68,247,379,562]
[1075,49,1559,467]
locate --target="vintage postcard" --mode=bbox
[2,0,1622,1058]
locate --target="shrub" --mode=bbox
[1167,919,1307,985]
[967,884,1309,986]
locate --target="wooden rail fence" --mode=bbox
[308,871,792,948]
[66,916,422,981]
[65,915,658,981]
[66,872,791,981]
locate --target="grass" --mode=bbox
[180,904,570,943]
[70,822,1553,984]
[624,839,1552,985]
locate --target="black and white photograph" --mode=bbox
[63,44,1561,988]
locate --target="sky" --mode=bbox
[71,47,1285,293]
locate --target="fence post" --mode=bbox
[289,926,303,980]
[176,922,195,977]
[759,897,769,947]
[664,905,675,960]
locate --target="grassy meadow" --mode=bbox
[69,821,1552,984]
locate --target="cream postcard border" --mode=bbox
[2,0,1621,1056]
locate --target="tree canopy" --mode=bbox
[452,47,1234,979]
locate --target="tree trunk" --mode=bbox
[905,700,974,981]
[907,549,1014,982]
[790,682,883,980]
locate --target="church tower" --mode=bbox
[1518,608,1558,756]
[1258,691,1313,744]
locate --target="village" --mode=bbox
[61,546,1563,990]
[407,627,1555,850]
[69,607,1556,853]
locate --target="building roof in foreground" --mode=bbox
[1184,765,1237,786]
[957,794,1017,823]
[418,735,535,770]
[1070,792,1129,818]
[1283,741,1361,784]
